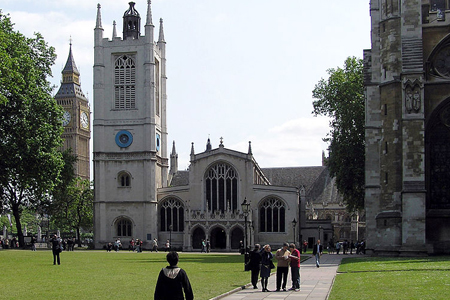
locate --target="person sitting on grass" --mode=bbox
[154,251,194,300]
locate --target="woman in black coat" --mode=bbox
[260,244,274,292]
[248,244,262,289]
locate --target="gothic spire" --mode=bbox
[158,18,165,43]
[62,40,80,76]
[146,0,153,26]
[206,138,212,151]
[96,3,102,29]
[112,20,117,38]
[191,142,195,155]
[248,141,253,155]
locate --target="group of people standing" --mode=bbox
[247,242,301,292]
[200,239,210,253]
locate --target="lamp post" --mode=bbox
[169,224,173,251]
[292,218,297,245]
[318,225,322,242]
[241,197,250,268]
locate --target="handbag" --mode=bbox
[269,260,275,269]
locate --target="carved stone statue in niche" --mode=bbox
[403,79,422,114]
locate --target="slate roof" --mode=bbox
[170,170,189,186]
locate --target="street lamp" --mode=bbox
[241,197,250,268]
[318,225,322,242]
[292,218,297,245]
[169,224,173,251]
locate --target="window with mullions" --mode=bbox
[205,163,238,212]
[117,218,132,236]
[114,55,136,109]
[259,198,286,232]
[160,198,184,232]
[118,172,131,187]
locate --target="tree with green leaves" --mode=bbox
[0,12,64,246]
[51,178,93,246]
[312,56,365,212]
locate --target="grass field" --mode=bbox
[1,249,252,299]
[329,256,450,300]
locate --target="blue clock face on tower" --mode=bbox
[115,130,133,148]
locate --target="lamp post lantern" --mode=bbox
[318,225,322,242]
[241,197,250,268]
[169,224,173,251]
[292,218,297,245]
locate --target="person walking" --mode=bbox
[154,251,194,300]
[51,234,62,265]
[152,238,159,252]
[165,240,170,252]
[275,242,290,291]
[288,243,300,291]
[248,244,262,289]
[260,244,274,292]
[313,239,323,268]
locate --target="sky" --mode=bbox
[2,0,371,172]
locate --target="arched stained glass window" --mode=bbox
[259,198,285,232]
[205,163,238,213]
[160,198,184,232]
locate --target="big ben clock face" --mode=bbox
[80,111,89,129]
[62,111,71,126]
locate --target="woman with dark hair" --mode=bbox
[154,251,194,300]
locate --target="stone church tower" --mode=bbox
[365,0,450,255]
[55,43,90,181]
[93,1,168,248]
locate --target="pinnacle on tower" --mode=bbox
[96,3,102,29]
[158,18,165,43]
[146,0,153,26]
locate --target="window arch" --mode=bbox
[259,198,286,232]
[160,198,184,232]
[116,218,132,237]
[114,55,136,109]
[118,172,131,187]
[204,163,238,213]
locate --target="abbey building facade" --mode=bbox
[365,0,450,255]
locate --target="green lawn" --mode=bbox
[1,249,253,299]
[329,256,450,300]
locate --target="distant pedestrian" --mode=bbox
[129,238,135,251]
[31,236,36,251]
[154,251,194,300]
[115,238,121,252]
[201,239,206,253]
[206,239,210,253]
[165,240,170,252]
[335,241,341,254]
[313,239,323,268]
[303,240,308,253]
[260,244,274,292]
[248,244,262,289]
[51,234,62,265]
[152,238,158,252]
[275,242,290,291]
[288,243,300,291]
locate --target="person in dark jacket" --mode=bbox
[154,251,194,300]
[260,244,274,292]
[51,234,61,265]
[248,244,262,289]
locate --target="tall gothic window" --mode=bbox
[155,58,160,116]
[114,55,136,109]
[160,198,184,232]
[205,163,238,212]
[116,218,132,237]
[259,198,285,232]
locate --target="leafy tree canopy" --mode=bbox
[0,11,64,246]
[312,56,365,212]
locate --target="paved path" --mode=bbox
[212,254,344,300]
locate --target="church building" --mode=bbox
[93,1,361,251]
[365,0,450,255]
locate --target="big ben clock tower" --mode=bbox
[55,42,91,181]
[93,1,168,249]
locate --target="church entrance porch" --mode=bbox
[210,227,226,249]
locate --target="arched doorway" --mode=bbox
[230,227,244,249]
[192,227,206,250]
[210,227,226,249]
[426,101,450,251]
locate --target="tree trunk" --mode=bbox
[12,204,24,247]
[76,227,82,247]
